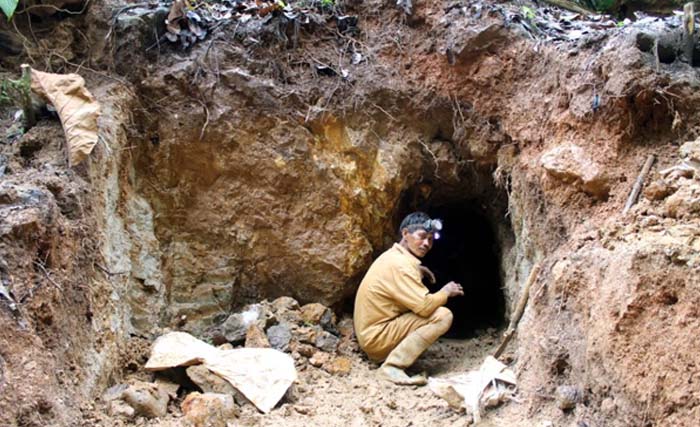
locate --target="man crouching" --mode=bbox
[353,212,464,385]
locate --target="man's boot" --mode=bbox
[377,331,431,385]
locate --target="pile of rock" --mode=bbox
[204,297,357,376]
[103,380,175,419]
[103,297,356,425]
[103,370,240,427]
[645,140,700,219]
[540,143,610,200]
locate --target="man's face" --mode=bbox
[401,227,434,258]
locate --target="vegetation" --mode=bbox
[0,67,34,129]
[0,0,19,20]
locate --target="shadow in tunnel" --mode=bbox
[421,202,506,338]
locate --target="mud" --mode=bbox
[2,0,700,425]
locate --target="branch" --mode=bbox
[494,263,541,359]
[622,154,655,215]
[540,0,593,15]
[33,261,62,290]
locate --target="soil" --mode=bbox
[81,330,518,427]
[2,0,700,425]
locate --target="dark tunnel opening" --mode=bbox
[420,202,506,338]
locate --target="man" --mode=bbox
[354,212,464,385]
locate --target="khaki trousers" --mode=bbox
[362,307,453,361]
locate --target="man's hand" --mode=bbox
[419,265,436,285]
[440,281,464,297]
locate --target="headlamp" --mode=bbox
[422,218,443,239]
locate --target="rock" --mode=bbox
[107,400,135,418]
[267,324,292,351]
[120,194,166,336]
[102,383,128,402]
[275,309,304,326]
[540,144,610,199]
[664,184,700,218]
[300,303,338,333]
[323,356,352,376]
[155,378,180,399]
[639,215,660,228]
[320,311,338,333]
[555,385,580,411]
[644,180,676,201]
[0,155,6,178]
[121,381,169,418]
[680,140,700,162]
[309,351,331,367]
[673,141,700,179]
[291,342,316,358]
[315,330,340,353]
[336,317,355,338]
[337,336,360,355]
[0,206,45,239]
[601,396,616,415]
[245,324,271,348]
[186,365,252,407]
[206,330,229,346]
[272,296,300,312]
[186,365,237,395]
[295,326,321,344]
[293,404,313,415]
[300,303,331,324]
[448,23,512,64]
[181,392,238,427]
[113,5,170,52]
[221,303,275,343]
[283,383,300,403]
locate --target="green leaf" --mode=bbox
[0,0,19,20]
[521,6,536,20]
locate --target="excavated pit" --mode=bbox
[421,201,507,338]
[393,163,514,339]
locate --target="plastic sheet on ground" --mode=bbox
[206,348,298,413]
[144,331,297,413]
[145,331,219,369]
[428,356,517,423]
[29,68,101,166]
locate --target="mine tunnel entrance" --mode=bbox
[413,201,507,338]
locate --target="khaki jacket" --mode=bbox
[353,243,448,352]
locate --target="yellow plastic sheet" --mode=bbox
[29,67,100,166]
[145,332,297,414]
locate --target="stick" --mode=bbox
[622,154,655,215]
[33,261,62,290]
[654,38,660,72]
[94,262,129,276]
[684,3,695,66]
[19,64,35,130]
[196,98,210,142]
[540,0,592,16]
[494,263,541,359]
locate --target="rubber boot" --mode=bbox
[377,331,431,386]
